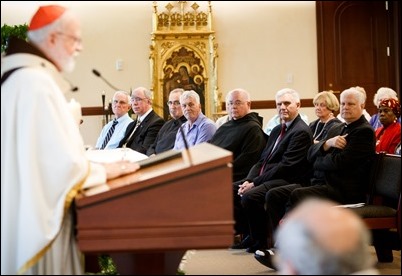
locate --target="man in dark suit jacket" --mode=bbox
[232,88,313,253]
[118,87,164,154]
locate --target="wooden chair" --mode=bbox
[353,152,401,262]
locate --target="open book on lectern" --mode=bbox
[85,148,182,168]
[85,148,148,163]
[83,148,183,196]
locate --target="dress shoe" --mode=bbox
[230,235,253,249]
[254,249,277,270]
[233,234,242,245]
[246,240,267,253]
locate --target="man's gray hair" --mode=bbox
[132,87,153,101]
[181,90,200,104]
[170,88,185,96]
[226,88,251,102]
[275,214,374,274]
[341,87,366,105]
[275,88,300,103]
[113,90,130,102]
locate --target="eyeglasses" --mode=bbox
[131,97,146,103]
[227,101,246,107]
[56,32,82,45]
[167,100,180,106]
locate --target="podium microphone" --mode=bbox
[92,69,121,91]
[66,78,79,92]
[176,117,192,165]
[178,122,190,151]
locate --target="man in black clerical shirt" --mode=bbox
[147,88,186,156]
[210,88,266,182]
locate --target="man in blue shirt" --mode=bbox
[95,91,133,149]
[173,90,216,150]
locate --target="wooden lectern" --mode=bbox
[75,143,234,275]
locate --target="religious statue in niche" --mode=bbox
[163,46,206,118]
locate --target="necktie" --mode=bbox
[123,119,141,147]
[259,123,286,175]
[100,119,118,149]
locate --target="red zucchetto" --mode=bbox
[29,5,66,31]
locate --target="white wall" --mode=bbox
[1,1,317,146]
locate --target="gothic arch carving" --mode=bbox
[149,1,220,120]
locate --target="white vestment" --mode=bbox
[1,53,106,275]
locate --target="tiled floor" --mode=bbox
[181,247,401,275]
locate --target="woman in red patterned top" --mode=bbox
[375,98,401,153]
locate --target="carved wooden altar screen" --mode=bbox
[150,1,220,120]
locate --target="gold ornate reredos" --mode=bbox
[153,1,212,32]
[150,1,220,120]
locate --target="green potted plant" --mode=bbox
[1,23,28,53]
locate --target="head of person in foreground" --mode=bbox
[274,198,377,275]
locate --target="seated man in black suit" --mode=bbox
[232,88,313,253]
[255,86,376,269]
[118,87,165,154]
[147,88,187,156]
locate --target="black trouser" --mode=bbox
[265,184,302,247]
[266,184,339,247]
[241,179,290,247]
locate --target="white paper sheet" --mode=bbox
[86,148,148,163]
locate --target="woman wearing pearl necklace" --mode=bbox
[309,91,343,143]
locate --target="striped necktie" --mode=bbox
[100,119,118,149]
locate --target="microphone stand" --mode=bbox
[104,100,111,124]
[101,92,106,125]
[108,101,113,123]
[66,78,79,92]
[92,69,121,91]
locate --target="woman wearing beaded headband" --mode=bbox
[375,98,401,153]
[369,87,400,130]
